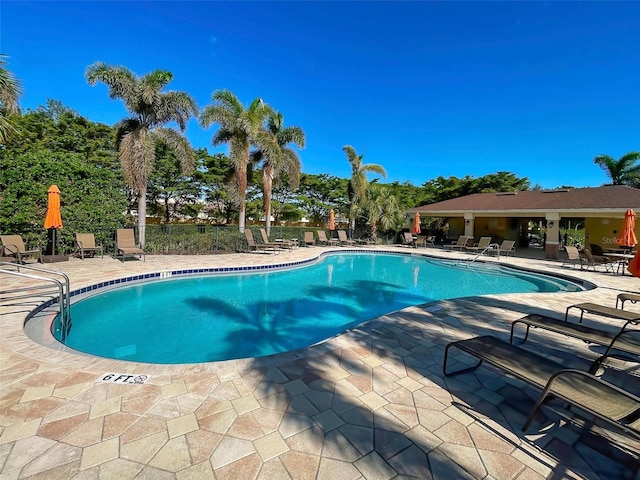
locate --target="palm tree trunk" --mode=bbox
[263,165,273,236]
[138,185,147,246]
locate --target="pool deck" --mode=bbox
[1,245,639,479]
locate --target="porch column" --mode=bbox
[464,213,475,238]
[545,213,561,259]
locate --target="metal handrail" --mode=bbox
[471,243,501,262]
[0,261,71,342]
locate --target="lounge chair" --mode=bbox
[0,234,40,264]
[565,302,640,324]
[401,232,417,248]
[116,229,145,262]
[337,230,356,246]
[443,235,470,250]
[489,239,515,257]
[464,236,492,254]
[510,313,640,374]
[244,229,279,254]
[423,235,436,248]
[75,233,103,259]
[317,230,339,246]
[443,335,640,440]
[303,231,315,247]
[617,293,640,310]
[561,245,582,268]
[259,228,291,250]
[580,248,615,272]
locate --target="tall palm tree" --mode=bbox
[250,111,305,235]
[594,152,640,186]
[343,145,386,234]
[200,89,278,232]
[0,54,22,144]
[85,62,197,245]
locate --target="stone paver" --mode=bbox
[0,246,639,479]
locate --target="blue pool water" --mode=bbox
[54,253,584,364]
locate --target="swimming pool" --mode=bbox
[50,252,585,364]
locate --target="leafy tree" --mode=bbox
[200,89,278,232]
[193,150,238,224]
[85,62,198,245]
[250,111,305,235]
[0,150,127,249]
[593,152,640,186]
[342,145,386,232]
[147,142,201,223]
[0,54,21,144]
[296,173,349,226]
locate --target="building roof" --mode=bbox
[410,185,640,218]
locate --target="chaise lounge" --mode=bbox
[0,234,40,264]
[443,335,640,441]
[116,229,145,262]
[75,233,104,259]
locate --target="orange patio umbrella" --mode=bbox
[328,209,335,231]
[44,185,63,256]
[413,212,421,234]
[628,250,640,277]
[616,209,637,249]
[44,185,63,229]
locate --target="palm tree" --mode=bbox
[0,54,22,144]
[200,89,278,232]
[85,62,197,245]
[343,145,386,234]
[363,184,403,242]
[593,152,640,186]
[250,111,305,235]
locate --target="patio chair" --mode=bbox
[561,245,582,268]
[259,228,292,250]
[423,235,436,248]
[303,231,315,247]
[75,233,103,259]
[464,236,492,254]
[617,293,640,310]
[401,232,417,248]
[337,229,356,246]
[490,239,515,257]
[0,234,40,264]
[244,229,279,254]
[510,313,640,374]
[443,235,470,250]
[116,229,145,262]
[443,335,640,441]
[580,248,615,272]
[317,230,339,246]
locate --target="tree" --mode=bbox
[342,145,386,233]
[593,152,640,186]
[200,89,278,232]
[0,54,22,144]
[362,184,404,242]
[250,111,305,235]
[85,62,198,245]
[296,174,348,226]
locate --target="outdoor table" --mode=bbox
[604,253,635,275]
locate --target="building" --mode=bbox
[408,185,640,259]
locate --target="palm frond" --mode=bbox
[154,128,195,175]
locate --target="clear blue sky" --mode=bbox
[3,1,639,189]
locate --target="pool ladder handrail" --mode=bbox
[470,243,501,263]
[0,261,71,342]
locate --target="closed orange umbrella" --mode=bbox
[616,209,637,248]
[628,250,640,277]
[328,209,335,231]
[44,185,63,229]
[413,212,421,234]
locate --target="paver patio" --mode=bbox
[1,245,638,479]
